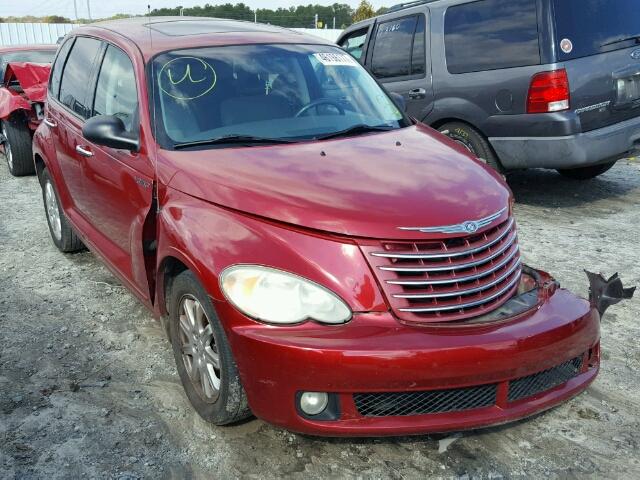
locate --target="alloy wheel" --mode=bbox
[44,181,62,241]
[178,295,221,402]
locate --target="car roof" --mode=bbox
[345,0,453,32]
[0,44,58,54]
[74,17,332,60]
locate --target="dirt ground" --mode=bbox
[1,158,639,480]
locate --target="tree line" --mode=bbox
[1,1,388,29]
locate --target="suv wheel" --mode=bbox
[41,168,84,252]
[168,270,251,425]
[438,122,502,172]
[2,116,35,176]
[557,161,616,180]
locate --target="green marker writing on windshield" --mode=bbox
[159,56,217,100]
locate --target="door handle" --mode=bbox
[408,88,426,99]
[75,145,93,157]
[43,117,57,128]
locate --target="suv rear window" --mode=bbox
[553,0,640,60]
[444,0,540,74]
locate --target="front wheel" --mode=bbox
[557,161,616,180]
[168,270,251,425]
[438,122,502,172]
[41,168,84,252]
[2,115,35,176]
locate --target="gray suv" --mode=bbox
[338,0,640,179]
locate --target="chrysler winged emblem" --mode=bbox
[398,207,507,234]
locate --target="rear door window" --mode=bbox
[553,0,640,60]
[371,15,426,79]
[444,0,540,74]
[58,37,102,118]
[339,28,369,61]
[49,39,74,97]
[92,45,138,132]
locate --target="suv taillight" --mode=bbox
[527,69,570,114]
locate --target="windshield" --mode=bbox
[150,44,407,148]
[0,50,56,82]
[553,0,640,60]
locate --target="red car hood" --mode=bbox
[162,124,511,240]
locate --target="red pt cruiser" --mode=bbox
[33,18,600,436]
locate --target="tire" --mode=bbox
[2,114,35,176]
[168,270,251,425]
[438,122,502,172]
[41,168,84,253]
[557,161,616,180]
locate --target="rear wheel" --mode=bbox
[168,270,251,425]
[41,168,84,252]
[557,161,616,180]
[2,115,35,176]
[437,122,502,172]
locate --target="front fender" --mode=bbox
[32,120,59,185]
[155,187,387,326]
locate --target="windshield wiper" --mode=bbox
[601,34,640,48]
[174,134,296,149]
[314,124,394,141]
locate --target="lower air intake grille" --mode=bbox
[354,384,497,417]
[508,356,583,402]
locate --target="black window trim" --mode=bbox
[443,0,542,75]
[89,41,141,136]
[367,12,428,83]
[49,35,105,123]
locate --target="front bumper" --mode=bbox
[489,114,640,169]
[220,287,600,436]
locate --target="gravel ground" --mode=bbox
[1,158,639,480]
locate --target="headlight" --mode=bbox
[220,265,352,325]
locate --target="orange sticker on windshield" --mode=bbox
[159,57,217,100]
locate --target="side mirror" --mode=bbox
[82,115,139,151]
[390,92,407,112]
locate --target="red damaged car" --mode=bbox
[33,18,613,436]
[0,45,57,176]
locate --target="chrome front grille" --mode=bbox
[361,216,522,323]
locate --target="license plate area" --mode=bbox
[616,73,640,107]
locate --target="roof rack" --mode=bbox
[387,0,436,13]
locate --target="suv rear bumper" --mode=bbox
[489,114,640,169]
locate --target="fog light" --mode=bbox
[299,392,328,415]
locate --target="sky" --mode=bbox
[2,0,394,19]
